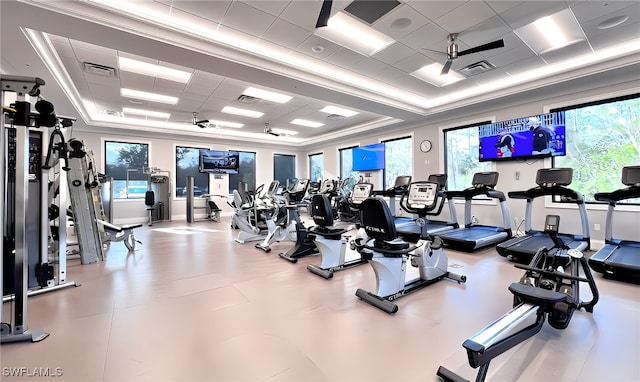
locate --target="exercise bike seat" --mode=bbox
[508,282,567,310]
[308,194,348,240]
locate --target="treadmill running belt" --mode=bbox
[605,244,640,271]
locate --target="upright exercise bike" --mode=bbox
[437,214,599,382]
[354,181,466,314]
[306,182,373,279]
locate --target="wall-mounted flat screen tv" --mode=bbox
[479,111,566,162]
[199,150,239,174]
[352,143,385,171]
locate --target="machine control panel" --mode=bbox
[351,183,373,204]
[407,182,437,209]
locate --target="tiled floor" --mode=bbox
[1,218,639,381]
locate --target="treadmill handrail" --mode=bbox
[594,186,640,204]
[446,185,501,200]
[508,185,583,202]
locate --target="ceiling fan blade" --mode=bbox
[458,39,504,56]
[315,0,333,28]
[441,60,453,75]
[421,48,447,56]
[197,123,207,128]
[194,119,209,124]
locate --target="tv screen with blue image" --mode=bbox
[199,150,240,174]
[352,143,385,171]
[479,111,566,162]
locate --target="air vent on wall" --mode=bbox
[459,60,495,77]
[83,62,118,77]
[236,95,260,104]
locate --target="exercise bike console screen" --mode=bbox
[351,183,373,204]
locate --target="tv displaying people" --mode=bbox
[199,150,239,174]
[479,111,565,162]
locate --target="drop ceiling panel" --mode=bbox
[119,72,155,91]
[502,56,548,76]
[162,0,231,23]
[155,78,187,92]
[392,52,435,73]
[485,45,536,68]
[240,0,290,17]
[580,3,640,39]
[540,40,594,64]
[278,0,320,32]
[372,42,415,66]
[222,1,276,37]
[499,1,569,29]
[297,35,342,59]
[406,1,466,22]
[484,1,524,14]
[262,19,311,50]
[433,1,498,34]
[326,48,366,69]
[372,3,431,40]
[570,1,635,24]
[399,22,449,51]
[585,20,640,50]
[471,68,509,86]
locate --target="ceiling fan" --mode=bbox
[426,33,505,75]
[264,123,280,137]
[315,0,332,28]
[192,112,209,128]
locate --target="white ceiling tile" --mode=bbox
[240,0,290,17]
[50,39,75,59]
[570,1,636,24]
[262,19,311,50]
[406,1,466,21]
[393,52,436,73]
[372,42,415,66]
[297,35,342,59]
[154,78,187,92]
[433,1,498,34]
[586,20,640,50]
[458,16,512,48]
[164,1,232,23]
[485,1,524,14]
[399,22,449,51]
[580,3,640,40]
[222,1,277,37]
[119,72,155,91]
[499,1,569,29]
[484,44,537,68]
[539,40,594,64]
[373,3,432,40]
[327,48,366,69]
[502,56,548,76]
[470,68,510,86]
[279,1,321,32]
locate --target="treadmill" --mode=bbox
[396,174,458,240]
[496,168,590,263]
[372,175,412,229]
[438,172,512,252]
[589,165,640,283]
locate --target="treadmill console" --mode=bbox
[351,183,373,205]
[472,172,499,188]
[407,182,438,210]
[621,165,640,186]
[544,214,560,234]
[536,168,573,187]
[319,179,334,193]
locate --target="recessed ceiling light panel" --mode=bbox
[320,105,359,117]
[121,88,179,104]
[314,11,395,56]
[221,106,264,118]
[514,9,586,55]
[118,56,192,83]
[291,119,324,128]
[411,63,464,87]
[122,107,170,119]
[242,87,292,103]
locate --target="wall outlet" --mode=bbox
[594,223,601,231]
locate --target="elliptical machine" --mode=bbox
[278,179,318,262]
[306,182,373,279]
[354,181,466,314]
[254,181,296,253]
[437,214,599,382]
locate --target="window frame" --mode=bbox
[103,139,150,200]
[308,152,324,183]
[549,92,640,207]
[381,135,413,189]
[175,145,210,199]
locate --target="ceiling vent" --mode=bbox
[327,114,346,120]
[344,0,401,24]
[83,62,118,77]
[459,60,495,77]
[236,95,261,104]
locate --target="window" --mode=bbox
[274,154,296,188]
[444,122,492,191]
[175,146,209,197]
[228,151,256,194]
[309,153,323,182]
[382,136,413,189]
[105,141,149,199]
[339,146,358,192]
[552,94,639,203]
